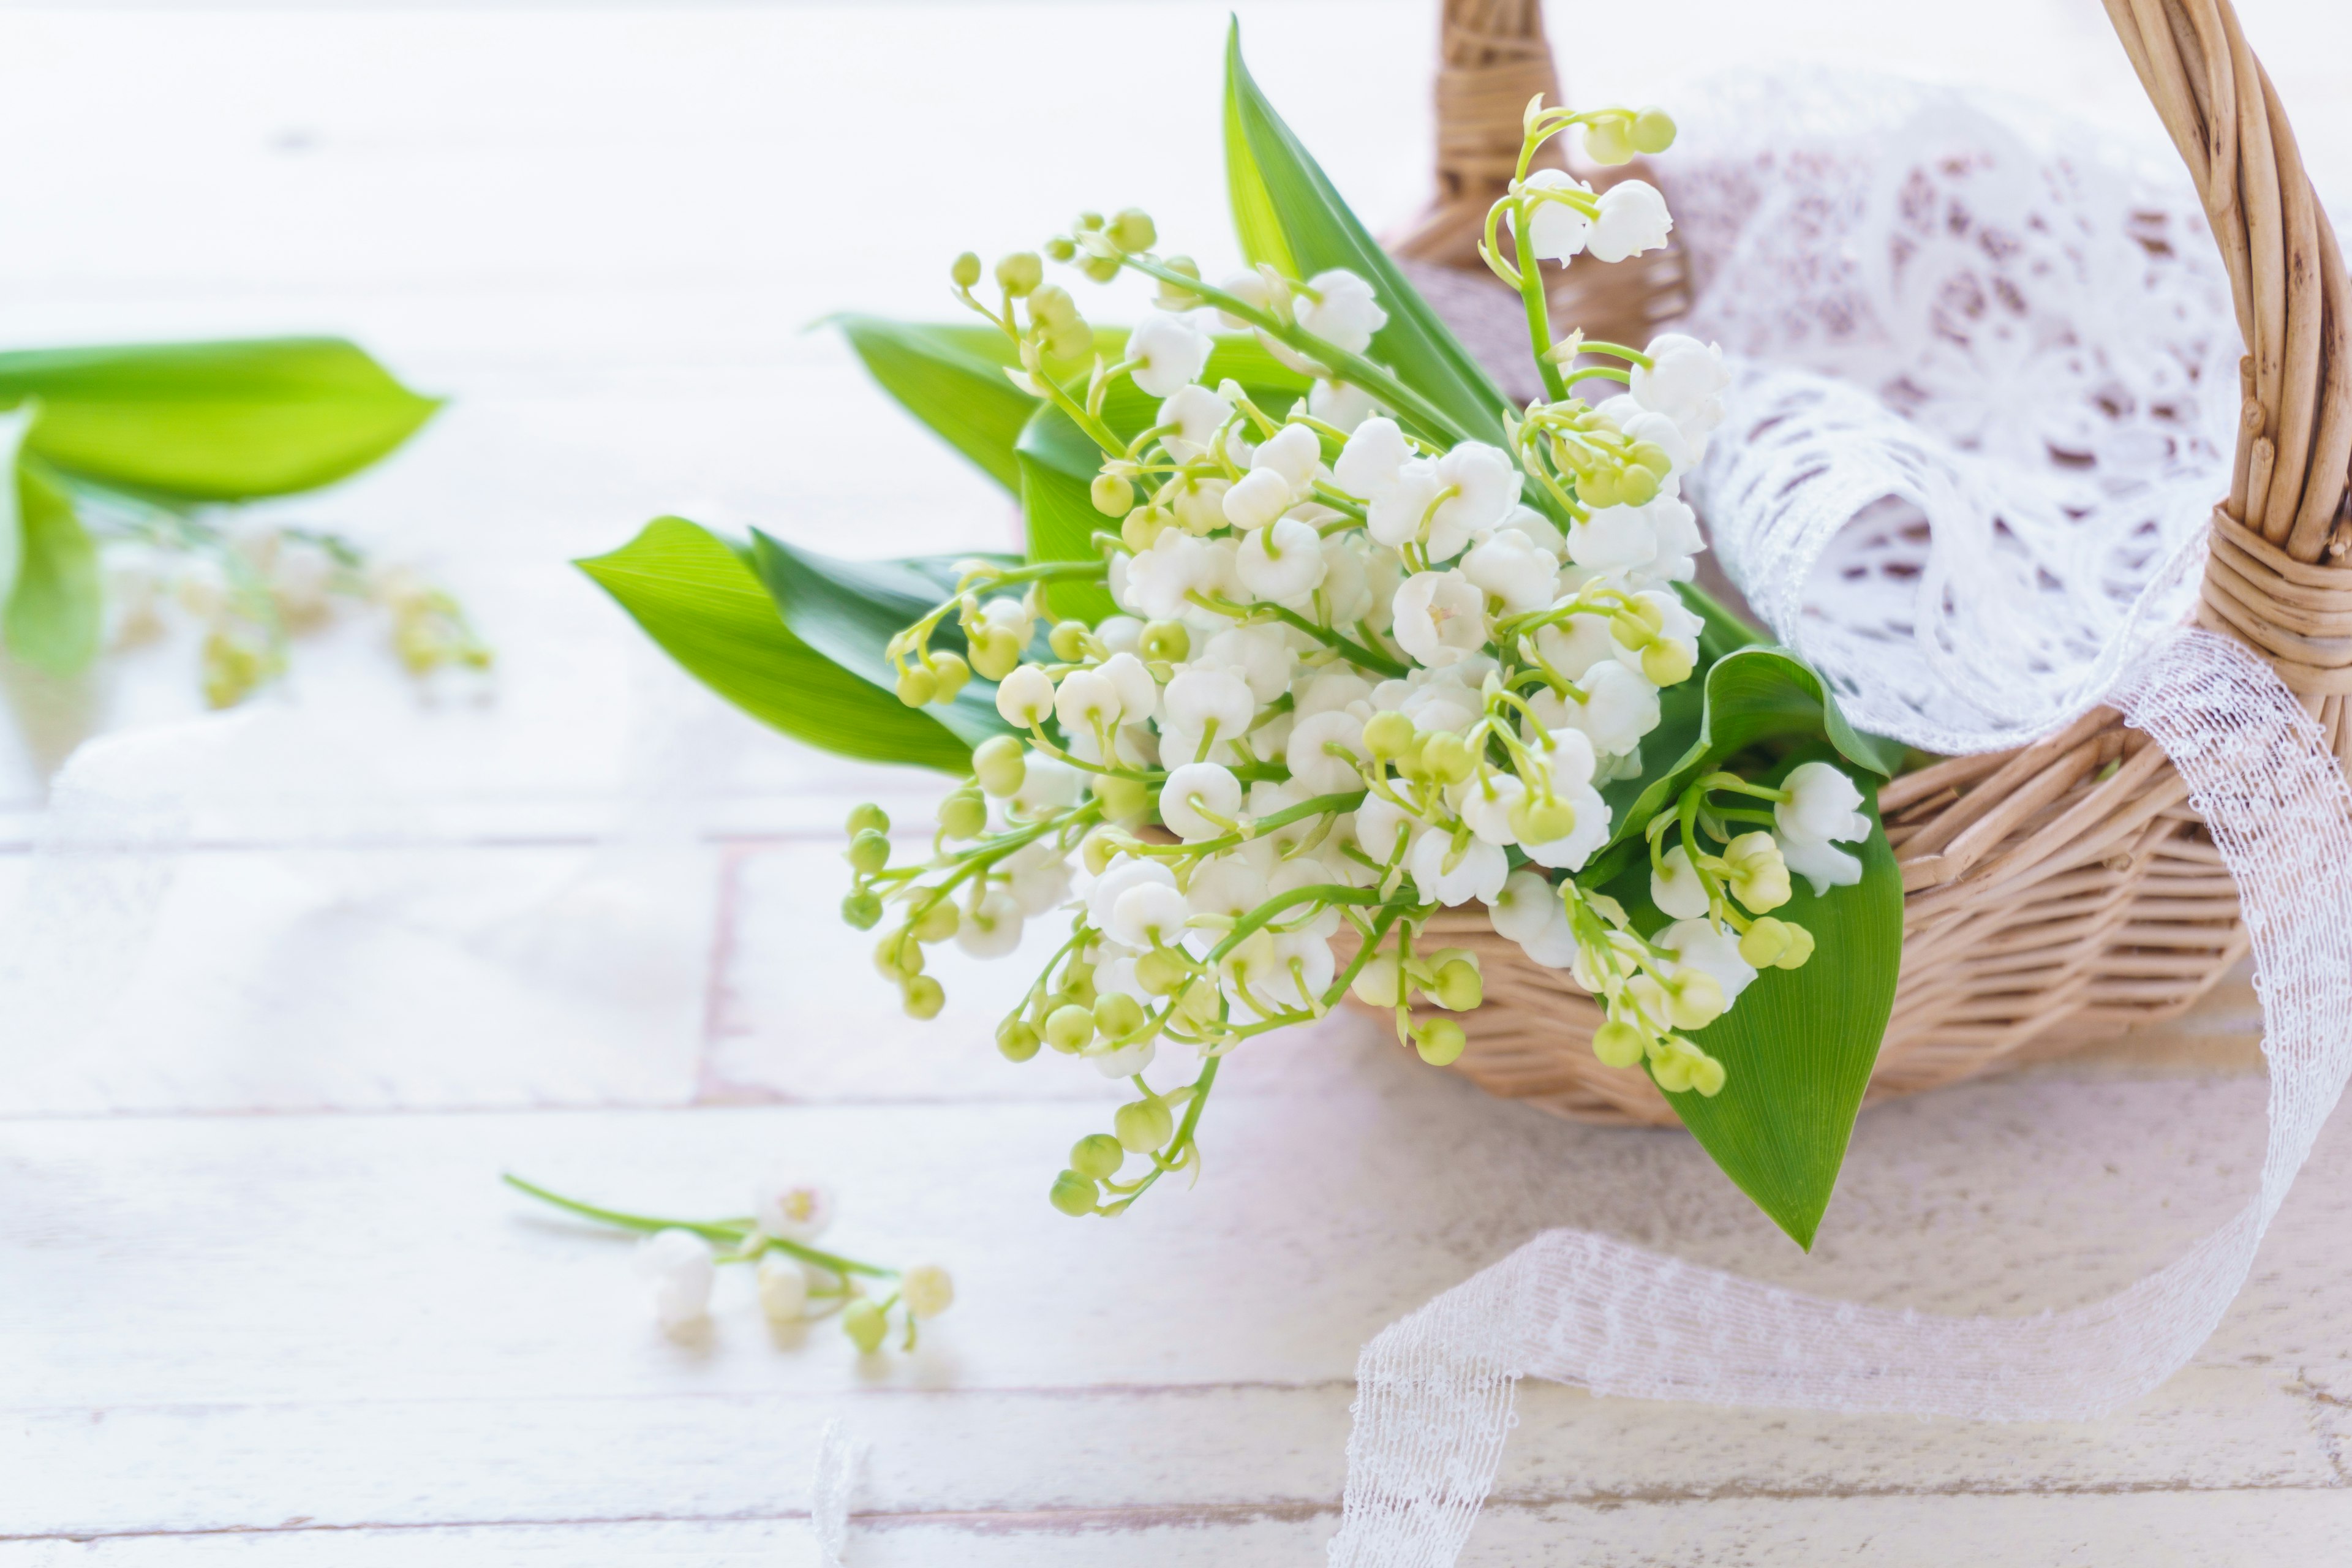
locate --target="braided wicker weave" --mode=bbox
[1383,0,2343,1126]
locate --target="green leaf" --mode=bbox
[746,530,1015,750]
[1223,21,1515,444]
[7,459,102,674]
[0,339,439,502]
[578,518,974,773]
[1608,777,1903,1250]
[833,316,1048,494]
[0,407,34,611]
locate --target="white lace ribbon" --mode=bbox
[1329,628,2352,1566]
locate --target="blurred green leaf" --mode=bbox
[7,460,102,674]
[1015,404,1123,624]
[0,339,439,503]
[1223,22,1515,445]
[833,317,1049,494]
[0,407,33,612]
[578,517,974,773]
[747,530,1016,750]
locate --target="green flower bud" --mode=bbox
[1049,1169,1099,1216]
[1093,772,1149,823]
[1135,946,1191,996]
[1774,920,1816,970]
[1363,710,1416,760]
[969,624,1023,681]
[901,1262,955,1320]
[1076,211,1105,232]
[1030,283,1078,327]
[929,650,970,703]
[1070,1132,1125,1180]
[1108,208,1156,253]
[995,251,1044,296]
[1738,916,1791,969]
[846,804,891,837]
[973,734,1027,798]
[1427,952,1483,1012]
[1652,1050,1696,1095]
[1629,440,1675,478]
[1420,733,1476,785]
[1120,507,1169,551]
[1046,319,1093,362]
[902,974,946,1020]
[1626,595,1667,635]
[1414,1017,1468,1067]
[1114,1096,1175,1152]
[1155,255,1203,310]
[1578,466,1623,509]
[911,900,960,943]
[1091,472,1135,517]
[1093,991,1145,1039]
[1592,1019,1648,1068]
[1689,1052,1727,1096]
[997,1017,1042,1061]
[1048,621,1091,662]
[847,828,891,876]
[1140,619,1189,663]
[1043,235,1078,263]
[951,251,983,289]
[1046,1002,1097,1054]
[873,932,921,980]
[1061,960,1098,1008]
[1081,252,1123,284]
[842,1297,889,1354]
[1350,951,1402,1008]
[1630,107,1677,154]
[938,790,988,841]
[895,665,938,707]
[1509,794,1578,845]
[1665,968,1725,1030]
[1079,828,1125,876]
[1618,464,1659,507]
[840,890,884,930]
[1585,117,1636,165]
[1641,640,1695,687]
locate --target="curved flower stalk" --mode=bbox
[824,99,1876,1218]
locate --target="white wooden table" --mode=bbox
[3,4,2350,1562]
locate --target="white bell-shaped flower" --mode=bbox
[1586,178,1673,263]
[1186,853,1269,925]
[1097,650,1161,726]
[1158,384,1233,462]
[1457,771,1527,846]
[1459,527,1556,614]
[1308,379,1376,432]
[1294,269,1387,354]
[1108,880,1191,948]
[1054,668,1123,734]
[1627,496,1705,586]
[1335,416,1412,499]
[1159,760,1243,840]
[1354,793,1427,865]
[1424,443,1520,562]
[1128,311,1212,397]
[1365,458,1445,549]
[1521,168,1596,263]
[1657,917,1758,1005]
[1119,532,1207,620]
[1004,839,1072,916]
[1093,1039,1157,1078]
[1488,866,1558,943]
[1779,831,1864,897]
[1087,856,1177,933]
[1222,469,1292,531]
[1295,666,1373,718]
[1392,570,1487,668]
[1161,665,1254,739]
[1569,503,1660,575]
[957,888,1026,958]
[1517,903,1582,968]
[1408,831,1509,907]
[1497,503,1567,558]
[635,1229,715,1330]
[1170,474,1231,535]
[976,595,1036,650]
[1009,753,1083,815]
[753,1173,836,1242]
[1550,659,1661,756]
[1776,761,1870,843]
[1630,334,1730,428]
[1534,614,1618,680]
[1518,784,1611,873]
[1200,624,1292,704]
[1237,516,1327,603]
[1214,270,1275,331]
[1649,843,1712,920]
[1286,708,1370,795]
[994,665,1056,727]
[1253,423,1322,491]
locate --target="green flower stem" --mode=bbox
[1207,883,1384,963]
[1115,254,1477,449]
[1510,204,1570,405]
[1110,1055,1223,1212]
[500,1174,897,1280]
[1194,594,1406,677]
[1576,340,1654,366]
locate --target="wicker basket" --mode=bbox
[1378,0,2345,1126]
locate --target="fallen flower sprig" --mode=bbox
[503,1172,954,1352]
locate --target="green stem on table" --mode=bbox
[500,1174,897,1281]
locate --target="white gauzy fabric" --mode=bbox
[1331,75,2352,1565]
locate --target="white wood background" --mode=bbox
[3,2,2350,1562]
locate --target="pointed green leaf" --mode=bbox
[1016,404,1123,623]
[7,460,102,674]
[746,530,1015,750]
[1223,21,1515,444]
[578,518,974,773]
[834,317,1047,494]
[0,339,439,502]
[1606,777,1903,1249]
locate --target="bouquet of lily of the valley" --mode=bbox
[582,26,1907,1247]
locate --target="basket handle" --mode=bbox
[2104,0,2352,701]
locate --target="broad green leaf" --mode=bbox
[834,317,1054,494]
[0,407,34,611]
[1223,22,1515,445]
[747,530,1015,750]
[1599,646,1906,864]
[578,518,974,773]
[1677,579,1767,662]
[7,460,102,674]
[1604,771,1902,1249]
[0,339,439,502]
